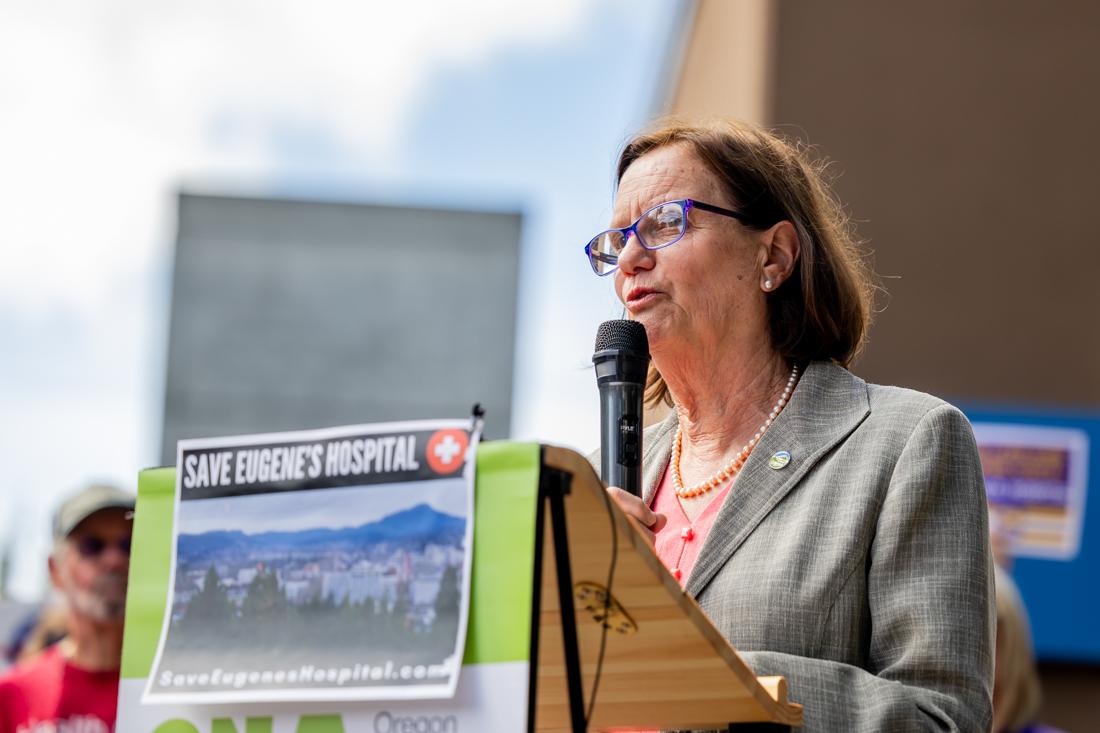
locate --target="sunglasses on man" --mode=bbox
[73,535,132,559]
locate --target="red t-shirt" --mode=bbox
[0,646,119,733]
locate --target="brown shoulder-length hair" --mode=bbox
[616,119,876,407]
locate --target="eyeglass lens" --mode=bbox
[75,535,132,558]
[588,201,687,275]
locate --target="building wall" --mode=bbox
[161,194,522,463]
[769,0,1100,407]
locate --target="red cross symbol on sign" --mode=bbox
[425,429,469,475]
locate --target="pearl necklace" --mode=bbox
[672,364,800,499]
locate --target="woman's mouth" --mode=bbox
[625,287,663,311]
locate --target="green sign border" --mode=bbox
[121,441,540,678]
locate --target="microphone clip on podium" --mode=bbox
[526,445,802,732]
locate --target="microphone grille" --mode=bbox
[594,319,649,354]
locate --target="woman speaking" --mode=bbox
[588,120,994,731]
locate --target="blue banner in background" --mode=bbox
[961,404,1100,663]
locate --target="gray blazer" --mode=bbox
[598,361,995,732]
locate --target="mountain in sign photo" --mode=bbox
[178,503,464,562]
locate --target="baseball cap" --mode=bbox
[52,484,135,541]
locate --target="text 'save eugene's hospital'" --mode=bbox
[181,436,422,490]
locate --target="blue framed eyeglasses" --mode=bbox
[584,198,747,276]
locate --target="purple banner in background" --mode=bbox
[984,478,1069,507]
[973,423,1089,561]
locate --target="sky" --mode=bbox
[177,481,467,536]
[0,0,685,599]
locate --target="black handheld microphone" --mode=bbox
[593,320,650,497]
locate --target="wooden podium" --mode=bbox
[529,446,803,732]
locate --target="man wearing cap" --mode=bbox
[0,485,134,733]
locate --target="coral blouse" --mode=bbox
[650,463,734,587]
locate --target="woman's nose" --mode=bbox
[616,233,655,275]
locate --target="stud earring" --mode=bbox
[763,279,774,290]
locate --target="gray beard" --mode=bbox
[69,571,128,623]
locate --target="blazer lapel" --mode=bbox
[683,362,871,598]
